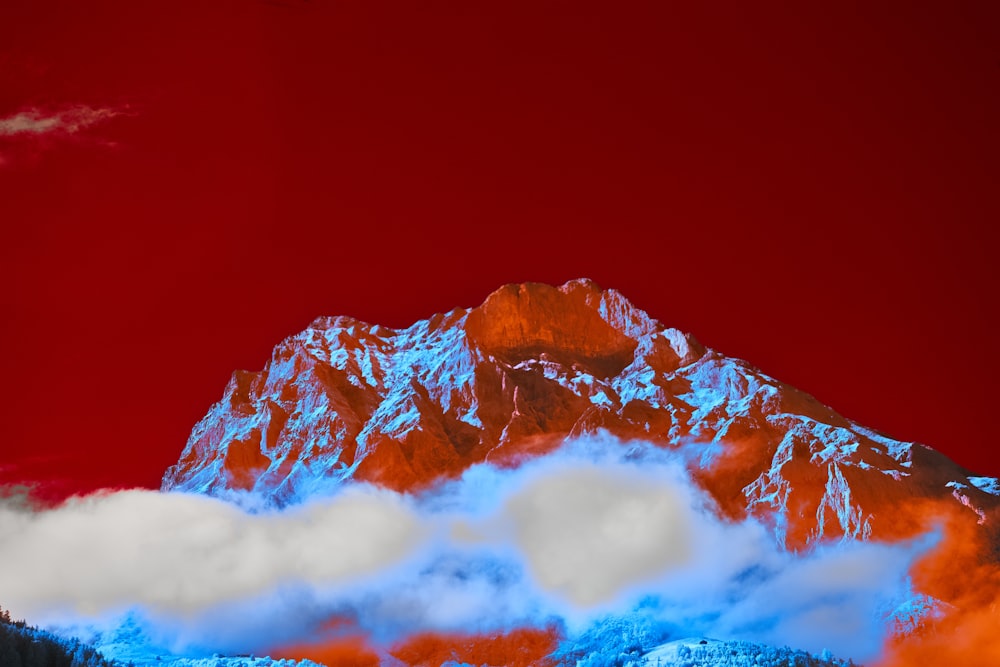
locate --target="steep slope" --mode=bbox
[638,637,851,667]
[0,610,116,667]
[162,279,1000,553]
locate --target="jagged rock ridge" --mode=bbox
[162,279,1000,551]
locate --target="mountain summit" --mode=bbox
[162,279,999,551]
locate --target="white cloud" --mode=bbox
[0,105,125,138]
[506,466,692,606]
[0,486,425,617]
[0,436,932,662]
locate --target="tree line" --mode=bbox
[0,606,125,667]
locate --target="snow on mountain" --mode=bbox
[638,637,852,667]
[162,279,999,552]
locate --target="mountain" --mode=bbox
[162,279,1000,554]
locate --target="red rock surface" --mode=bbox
[163,280,1000,558]
[161,279,1000,663]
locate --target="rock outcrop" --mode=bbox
[162,279,1000,552]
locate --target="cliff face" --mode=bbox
[162,279,999,551]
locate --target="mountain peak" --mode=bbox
[465,279,640,377]
[162,280,999,554]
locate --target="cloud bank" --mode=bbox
[0,437,931,663]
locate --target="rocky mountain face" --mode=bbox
[162,279,1000,552]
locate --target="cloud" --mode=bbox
[504,466,692,607]
[0,486,425,616]
[0,105,125,138]
[0,436,932,663]
[0,104,129,166]
[444,445,930,661]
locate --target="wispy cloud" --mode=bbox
[0,105,125,138]
[0,104,130,165]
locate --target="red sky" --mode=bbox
[2,1,998,499]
